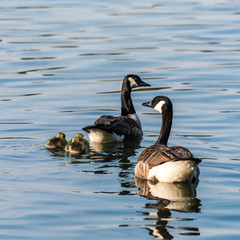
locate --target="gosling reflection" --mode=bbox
[135,177,201,239]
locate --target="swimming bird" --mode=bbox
[82,74,150,143]
[134,96,201,183]
[65,133,88,151]
[75,133,89,147]
[45,132,68,150]
[65,133,89,154]
[65,137,88,155]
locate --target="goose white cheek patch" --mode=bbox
[154,100,165,113]
[129,77,138,88]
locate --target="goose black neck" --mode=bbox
[156,102,173,145]
[121,79,135,116]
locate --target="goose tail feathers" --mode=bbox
[82,125,113,134]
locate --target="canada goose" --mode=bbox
[82,74,150,143]
[65,133,89,154]
[135,96,201,183]
[45,132,68,150]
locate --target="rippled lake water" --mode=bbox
[0,0,240,239]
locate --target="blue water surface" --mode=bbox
[0,0,240,239]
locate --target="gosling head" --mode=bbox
[56,132,66,139]
[71,137,80,143]
[124,74,151,88]
[75,133,84,139]
[142,96,172,114]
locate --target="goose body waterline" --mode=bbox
[134,96,201,183]
[83,74,150,143]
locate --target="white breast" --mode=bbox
[148,160,197,183]
[88,128,124,143]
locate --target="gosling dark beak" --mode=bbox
[142,101,152,108]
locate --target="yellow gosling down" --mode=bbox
[65,133,89,155]
[45,132,68,150]
[75,133,89,147]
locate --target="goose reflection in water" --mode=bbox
[89,138,141,154]
[135,177,201,239]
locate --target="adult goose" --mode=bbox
[135,96,201,183]
[82,74,150,143]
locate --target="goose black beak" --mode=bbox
[139,80,151,87]
[142,101,152,108]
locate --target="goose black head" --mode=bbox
[142,96,172,114]
[124,74,151,88]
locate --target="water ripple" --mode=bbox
[0,0,240,239]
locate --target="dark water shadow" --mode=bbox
[135,177,201,239]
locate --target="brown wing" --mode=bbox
[83,115,143,139]
[137,144,201,170]
[170,146,194,159]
